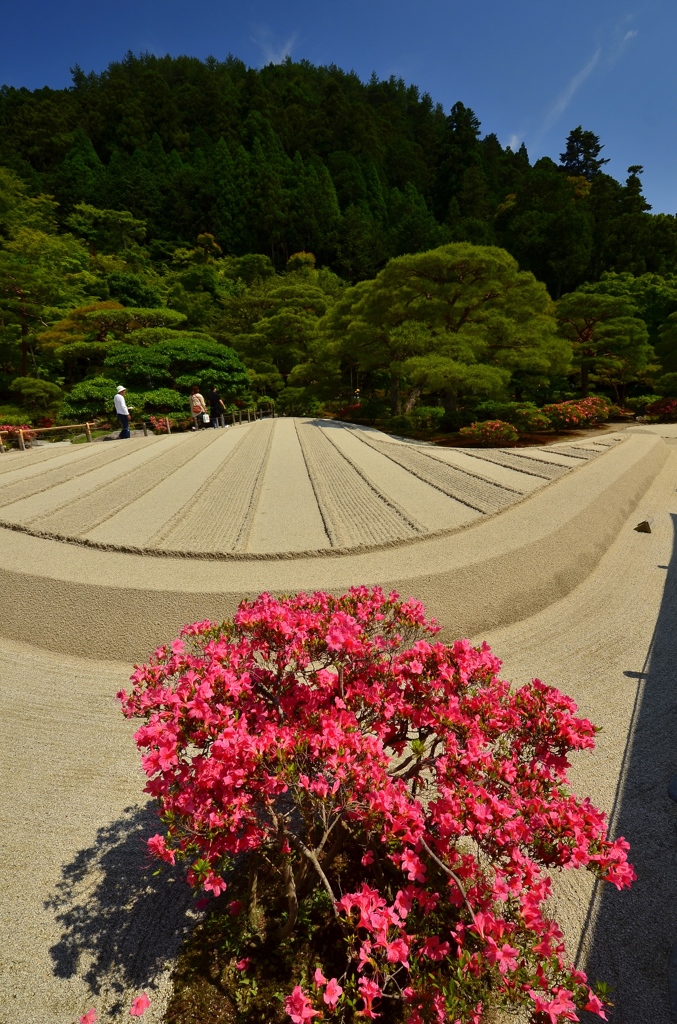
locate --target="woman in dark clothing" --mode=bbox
[209,386,226,428]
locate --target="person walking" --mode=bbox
[189,386,208,430]
[114,386,132,439]
[209,385,226,428]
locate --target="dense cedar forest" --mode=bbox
[2,52,677,431]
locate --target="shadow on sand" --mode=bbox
[45,802,195,1014]
[580,514,677,1022]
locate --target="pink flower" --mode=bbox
[285,985,321,1023]
[203,872,227,896]
[79,1011,98,1024]
[485,938,519,975]
[235,957,251,971]
[358,976,382,1019]
[420,935,450,961]
[361,850,374,866]
[324,978,343,1007]
[314,967,327,987]
[129,992,151,1016]
[228,900,243,915]
[584,992,608,1019]
[146,833,175,865]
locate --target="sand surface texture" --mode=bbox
[0,418,624,557]
[1,442,676,1022]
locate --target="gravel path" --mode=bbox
[0,642,196,1024]
[482,441,677,1022]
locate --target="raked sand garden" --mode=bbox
[1,419,677,1022]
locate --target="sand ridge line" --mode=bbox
[295,420,422,549]
[453,447,569,480]
[352,431,524,513]
[21,434,206,535]
[319,423,427,533]
[0,442,109,481]
[0,436,163,507]
[154,420,275,552]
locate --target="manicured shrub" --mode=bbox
[10,376,63,418]
[149,415,173,433]
[142,388,185,415]
[410,405,445,431]
[508,405,552,434]
[119,588,632,1023]
[458,419,518,445]
[541,397,610,431]
[0,423,36,447]
[645,397,677,422]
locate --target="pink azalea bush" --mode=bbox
[0,423,37,447]
[118,588,634,1023]
[541,397,610,431]
[149,415,173,433]
[645,397,677,422]
[458,420,518,445]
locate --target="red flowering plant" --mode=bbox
[118,588,633,1023]
[458,420,518,445]
[149,415,173,433]
[0,424,37,447]
[541,398,610,431]
[645,397,677,422]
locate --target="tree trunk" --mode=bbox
[580,362,589,397]
[404,387,421,413]
[390,372,401,416]
[442,389,457,415]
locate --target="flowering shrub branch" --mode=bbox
[118,588,633,1023]
[458,420,518,445]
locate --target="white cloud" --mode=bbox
[624,29,638,41]
[250,27,298,65]
[541,48,601,134]
[508,134,521,150]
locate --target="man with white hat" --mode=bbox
[113,386,132,439]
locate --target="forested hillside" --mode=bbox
[2,52,677,433]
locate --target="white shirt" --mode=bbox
[114,393,129,415]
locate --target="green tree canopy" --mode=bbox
[324,243,568,413]
[556,290,652,396]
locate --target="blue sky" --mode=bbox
[1,0,674,211]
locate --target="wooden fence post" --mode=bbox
[85,422,92,443]
[17,429,25,451]
[142,421,148,436]
[165,417,172,435]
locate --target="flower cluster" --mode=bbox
[118,588,633,1023]
[645,397,677,422]
[459,420,518,445]
[0,423,37,447]
[149,415,173,433]
[541,397,610,431]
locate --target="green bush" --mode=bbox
[509,405,552,433]
[410,405,445,431]
[10,377,63,419]
[276,387,323,417]
[62,377,143,421]
[141,388,185,414]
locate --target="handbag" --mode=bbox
[202,412,210,423]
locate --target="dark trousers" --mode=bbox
[117,413,130,438]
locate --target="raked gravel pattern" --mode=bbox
[0,419,626,558]
[1,441,676,1023]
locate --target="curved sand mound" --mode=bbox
[2,442,677,1023]
[0,418,625,557]
[0,420,668,660]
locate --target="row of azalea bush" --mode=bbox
[459,396,617,446]
[116,587,633,1023]
[0,423,37,447]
